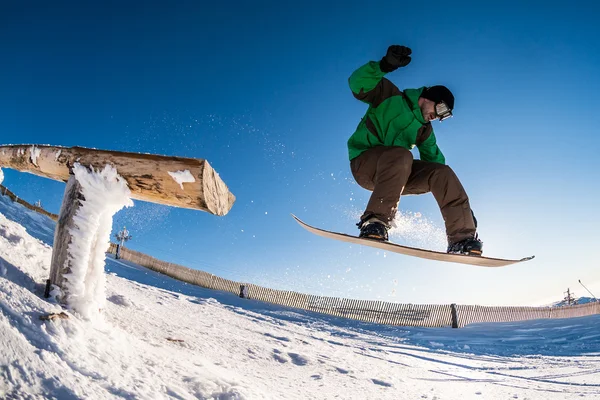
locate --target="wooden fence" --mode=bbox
[107,245,600,328]
[0,184,58,221]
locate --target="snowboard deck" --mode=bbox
[292,214,534,267]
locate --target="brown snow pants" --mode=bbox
[350,146,476,244]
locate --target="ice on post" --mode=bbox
[49,163,133,319]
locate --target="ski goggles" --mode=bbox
[435,102,453,122]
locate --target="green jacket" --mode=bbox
[347,61,445,164]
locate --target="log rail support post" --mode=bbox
[45,175,83,302]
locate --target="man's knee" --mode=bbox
[351,156,375,190]
[353,173,375,191]
[379,147,413,169]
[432,164,456,179]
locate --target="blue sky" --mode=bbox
[2,1,599,306]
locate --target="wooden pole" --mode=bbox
[0,144,235,215]
[450,303,459,328]
[47,175,84,302]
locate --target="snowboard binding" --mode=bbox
[357,215,389,241]
[447,235,483,256]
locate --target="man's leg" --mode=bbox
[403,160,476,244]
[350,146,413,225]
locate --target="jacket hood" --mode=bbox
[403,87,427,124]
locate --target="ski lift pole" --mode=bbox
[115,226,131,259]
[578,280,598,302]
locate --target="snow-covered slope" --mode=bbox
[1,194,599,399]
[0,193,55,246]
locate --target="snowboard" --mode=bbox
[292,214,534,267]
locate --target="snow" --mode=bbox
[1,191,600,399]
[58,164,133,319]
[168,169,196,190]
[29,145,41,166]
[349,208,448,251]
[0,168,3,185]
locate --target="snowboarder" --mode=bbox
[348,45,483,256]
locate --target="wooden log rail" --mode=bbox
[0,144,235,215]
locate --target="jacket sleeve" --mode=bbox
[417,131,446,164]
[348,61,399,106]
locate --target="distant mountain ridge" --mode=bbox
[553,296,598,307]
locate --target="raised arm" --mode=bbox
[348,45,412,105]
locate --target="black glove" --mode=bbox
[380,45,412,73]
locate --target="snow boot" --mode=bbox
[447,235,483,256]
[357,216,389,241]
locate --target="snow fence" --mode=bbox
[0,185,58,221]
[107,244,600,328]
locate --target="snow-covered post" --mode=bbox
[47,163,133,319]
